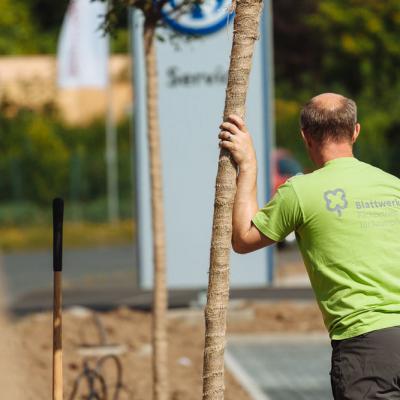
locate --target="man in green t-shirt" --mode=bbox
[219,93,400,399]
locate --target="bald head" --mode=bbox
[312,93,347,109]
[300,93,357,144]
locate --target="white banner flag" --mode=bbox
[57,0,109,88]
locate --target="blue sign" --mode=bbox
[161,0,234,36]
[132,1,276,288]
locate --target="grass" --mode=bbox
[0,220,135,252]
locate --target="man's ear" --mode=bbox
[301,130,312,148]
[352,123,361,144]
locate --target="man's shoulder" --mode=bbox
[289,160,400,185]
[286,169,326,189]
[278,172,311,193]
[358,161,400,182]
[279,173,322,204]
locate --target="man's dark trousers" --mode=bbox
[330,326,400,399]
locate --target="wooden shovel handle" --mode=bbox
[53,198,64,272]
[52,198,64,400]
[53,271,63,400]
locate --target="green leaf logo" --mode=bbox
[324,189,348,217]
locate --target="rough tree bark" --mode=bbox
[143,18,169,400]
[202,1,264,399]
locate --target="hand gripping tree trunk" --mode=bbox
[202,1,264,399]
[144,19,169,400]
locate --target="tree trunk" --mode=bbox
[143,19,169,400]
[202,1,264,399]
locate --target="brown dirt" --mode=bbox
[8,301,325,400]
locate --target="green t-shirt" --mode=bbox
[253,157,400,340]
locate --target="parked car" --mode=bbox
[272,149,303,249]
[272,148,303,195]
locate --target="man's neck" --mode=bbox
[312,142,354,168]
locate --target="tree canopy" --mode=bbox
[1,0,130,54]
[272,0,400,175]
[274,0,400,97]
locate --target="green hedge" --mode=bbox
[0,106,134,224]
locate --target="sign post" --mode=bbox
[131,1,275,289]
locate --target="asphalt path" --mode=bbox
[0,245,310,312]
[1,245,138,304]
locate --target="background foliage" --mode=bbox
[0,105,134,224]
[1,0,399,225]
[273,0,400,175]
[0,0,128,54]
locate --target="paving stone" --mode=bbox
[227,335,333,400]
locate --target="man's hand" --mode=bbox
[218,114,257,171]
[218,114,274,253]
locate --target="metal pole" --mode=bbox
[130,8,146,287]
[262,0,276,285]
[128,8,142,287]
[105,79,120,223]
[105,4,119,223]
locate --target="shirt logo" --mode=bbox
[324,189,348,217]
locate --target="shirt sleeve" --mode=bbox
[252,180,303,242]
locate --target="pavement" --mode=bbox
[11,285,315,314]
[0,245,138,305]
[0,245,312,312]
[226,334,333,400]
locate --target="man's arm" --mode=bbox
[219,115,275,253]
